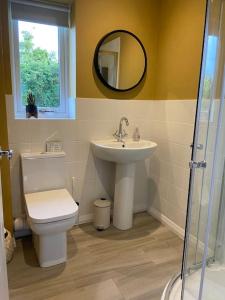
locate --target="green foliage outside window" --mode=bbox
[203,77,212,99]
[19,31,60,107]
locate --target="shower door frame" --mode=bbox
[180,0,210,288]
[181,0,225,299]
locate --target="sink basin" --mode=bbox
[91,138,157,230]
[91,139,157,164]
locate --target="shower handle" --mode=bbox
[190,143,204,150]
[189,160,207,169]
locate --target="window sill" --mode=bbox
[15,114,75,120]
[15,110,75,120]
[15,99,76,120]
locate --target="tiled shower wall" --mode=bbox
[6,97,196,230]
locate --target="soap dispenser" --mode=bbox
[133,127,140,141]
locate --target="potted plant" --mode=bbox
[26,92,38,119]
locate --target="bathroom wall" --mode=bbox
[4,0,203,234]
[72,0,203,231]
[6,97,153,221]
[7,96,196,232]
[75,0,160,100]
[148,100,196,231]
[75,0,206,100]
[155,0,206,100]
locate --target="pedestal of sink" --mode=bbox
[113,163,135,230]
[91,139,157,231]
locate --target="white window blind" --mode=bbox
[11,0,70,27]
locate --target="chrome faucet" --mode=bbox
[113,117,129,142]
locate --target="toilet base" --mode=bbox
[33,232,67,268]
[28,216,76,268]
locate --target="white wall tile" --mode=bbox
[148,100,196,229]
[6,96,196,231]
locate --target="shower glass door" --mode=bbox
[181,0,225,299]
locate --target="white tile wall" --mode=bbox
[147,100,196,229]
[6,96,196,229]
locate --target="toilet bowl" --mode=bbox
[21,152,78,267]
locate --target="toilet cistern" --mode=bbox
[113,117,129,142]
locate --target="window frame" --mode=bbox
[12,20,70,119]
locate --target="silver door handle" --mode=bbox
[190,143,204,150]
[0,149,13,160]
[189,160,207,169]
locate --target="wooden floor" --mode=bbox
[8,213,183,300]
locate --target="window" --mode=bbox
[201,35,218,122]
[203,35,218,101]
[10,0,75,119]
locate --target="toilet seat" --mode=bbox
[25,189,78,224]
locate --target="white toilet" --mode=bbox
[21,151,78,268]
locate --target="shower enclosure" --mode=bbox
[163,0,225,299]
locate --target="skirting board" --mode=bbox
[148,207,213,257]
[76,208,212,258]
[78,213,93,225]
[79,208,185,239]
[148,207,185,240]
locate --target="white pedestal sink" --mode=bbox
[91,139,157,230]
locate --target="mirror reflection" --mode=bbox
[94,30,147,91]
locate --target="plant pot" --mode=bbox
[26,104,38,119]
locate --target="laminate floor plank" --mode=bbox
[8,213,183,300]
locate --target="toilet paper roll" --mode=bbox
[14,217,30,231]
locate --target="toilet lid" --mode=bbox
[25,189,78,224]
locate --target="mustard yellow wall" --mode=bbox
[0,0,13,232]
[74,0,206,100]
[75,0,160,99]
[155,0,206,100]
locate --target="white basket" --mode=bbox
[4,229,16,263]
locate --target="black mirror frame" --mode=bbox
[94,30,147,92]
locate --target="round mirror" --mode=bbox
[94,30,147,92]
